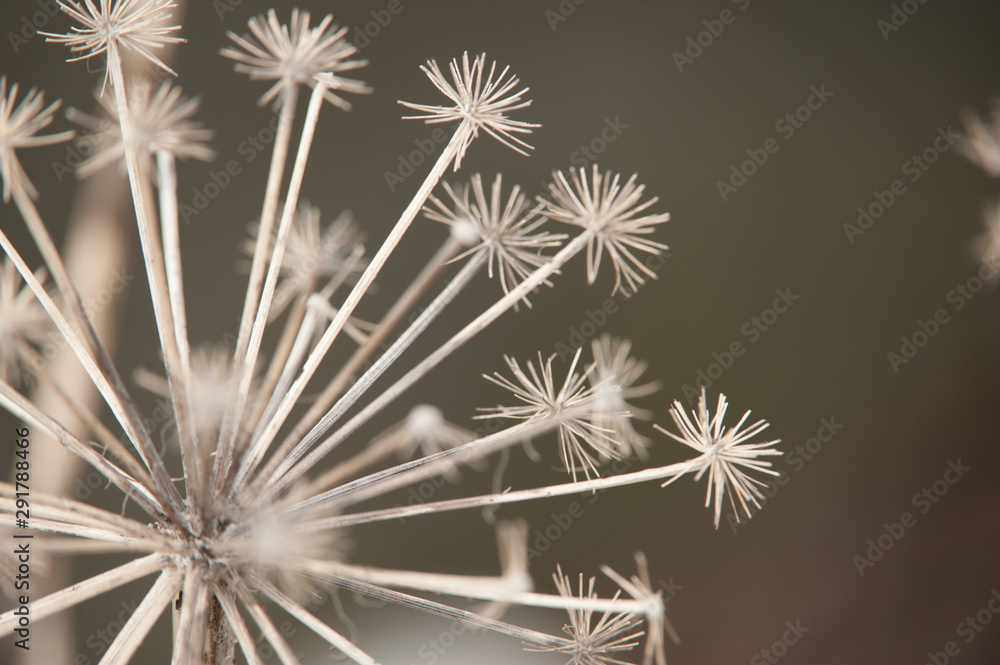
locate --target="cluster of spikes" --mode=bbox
[0,2,782,664]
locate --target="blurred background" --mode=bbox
[3,0,1000,663]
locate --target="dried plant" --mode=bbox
[0,2,782,664]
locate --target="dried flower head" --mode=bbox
[423,173,565,306]
[960,103,1000,177]
[0,77,74,201]
[0,259,52,384]
[242,203,366,319]
[479,349,626,481]
[972,199,1000,266]
[43,0,184,80]
[657,388,782,528]
[67,80,213,177]
[540,165,670,297]
[600,554,673,665]
[222,8,369,108]
[134,343,261,442]
[588,335,660,460]
[401,52,539,169]
[525,564,645,665]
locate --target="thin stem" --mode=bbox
[97,568,182,665]
[244,129,467,489]
[303,459,695,530]
[156,149,203,512]
[214,80,328,494]
[0,497,154,540]
[229,84,298,439]
[254,247,485,493]
[0,379,166,520]
[6,188,184,522]
[0,553,167,635]
[172,569,209,665]
[300,428,404,498]
[281,417,560,518]
[298,559,650,616]
[253,236,464,489]
[225,570,301,665]
[263,232,592,499]
[240,282,314,449]
[244,245,366,459]
[25,347,153,485]
[215,585,265,665]
[0,513,159,546]
[250,574,380,665]
[107,44,192,521]
[300,563,568,650]
[0,481,155,533]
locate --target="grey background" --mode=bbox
[3,0,1000,663]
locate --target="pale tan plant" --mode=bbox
[0,2,783,664]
